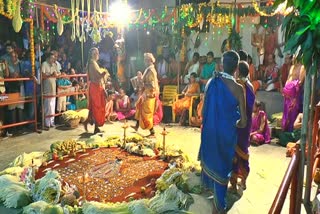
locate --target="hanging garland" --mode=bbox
[26,2,278,32]
[5,0,16,16]
[251,0,278,17]
[0,0,4,13]
[8,1,280,45]
[187,13,203,28]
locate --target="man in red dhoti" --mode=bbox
[84,47,109,134]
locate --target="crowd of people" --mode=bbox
[1,18,320,214]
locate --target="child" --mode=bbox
[57,72,72,113]
[105,90,117,123]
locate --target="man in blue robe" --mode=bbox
[199,50,247,213]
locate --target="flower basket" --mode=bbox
[64,117,81,128]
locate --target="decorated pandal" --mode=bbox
[36,147,167,203]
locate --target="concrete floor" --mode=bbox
[0,121,314,213]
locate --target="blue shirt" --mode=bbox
[57,78,72,87]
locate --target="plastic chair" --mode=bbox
[160,85,178,122]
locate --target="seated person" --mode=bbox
[173,72,200,124]
[68,68,78,82]
[199,51,215,92]
[262,54,280,91]
[105,90,117,123]
[198,55,207,76]
[278,113,302,147]
[115,88,136,121]
[248,55,256,81]
[157,55,170,87]
[182,52,199,84]
[252,57,280,93]
[190,93,204,127]
[67,84,77,111]
[167,53,179,84]
[57,72,72,113]
[250,100,271,145]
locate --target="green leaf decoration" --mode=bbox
[300,0,317,15]
[301,31,313,53]
[284,34,301,53]
[302,49,313,66]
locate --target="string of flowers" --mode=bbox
[6,0,17,17]
[251,0,278,17]
[0,10,12,19]
[0,0,4,13]
[25,18,35,75]
[187,13,203,28]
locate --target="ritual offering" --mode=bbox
[0,134,202,213]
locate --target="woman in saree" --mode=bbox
[173,72,200,123]
[251,54,279,92]
[115,88,136,120]
[281,58,306,132]
[250,100,271,145]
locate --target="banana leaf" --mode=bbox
[301,0,317,15]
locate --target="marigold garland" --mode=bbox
[251,0,277,17]
[0,0,4,13]
[6,0,15,16]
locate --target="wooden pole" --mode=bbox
[35,6,45,131]
[81,40,84,72]
[295,67,313,213]
[304,64,318,208]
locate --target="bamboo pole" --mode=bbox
[304,64,318,207]
[35,6,45,131]
[295,67,313,213]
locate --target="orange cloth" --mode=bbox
[190,99,203,127]
[173,82,200,115]
[249,64,255,81]
[134,65,159,130]
[135,96,156,130]
[252,81,260,94]
[89,82,106,126]
[117,56,126,83]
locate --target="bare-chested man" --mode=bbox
[251,23,265,67]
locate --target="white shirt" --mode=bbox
[157,61,167,78]
[184,62,199,84]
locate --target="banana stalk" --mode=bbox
[71,0,76,41]
[54,5,64,36]
[12,0,22,33]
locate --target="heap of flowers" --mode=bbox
[0,134,203,214]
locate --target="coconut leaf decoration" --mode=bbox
[274,0,320,73]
